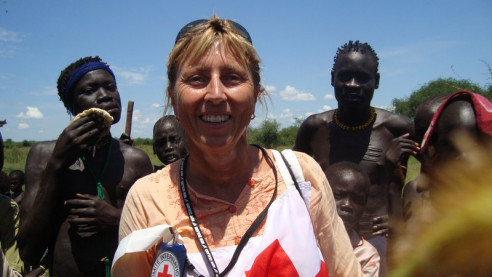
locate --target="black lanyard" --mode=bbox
[179,145,277,277]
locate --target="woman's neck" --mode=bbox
[185,143,264,203]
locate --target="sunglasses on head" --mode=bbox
[174,19,252,44]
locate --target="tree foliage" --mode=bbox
[392,78,492,118]
[247,119,299,149]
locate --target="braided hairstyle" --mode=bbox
[332,40,379,74]
[57,56,108,114]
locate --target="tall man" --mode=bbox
[18,56,153,276]
[294,41,418,275]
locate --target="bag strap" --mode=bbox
[272,149,305,198]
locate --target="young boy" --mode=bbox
[325,161,380,276]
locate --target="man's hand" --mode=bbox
[385,133,420,166]
[65,193,121,233]
[119,132,134,146]
[52,114,108,168]
[372,215,389,237]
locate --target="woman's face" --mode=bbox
[170,42,257,152]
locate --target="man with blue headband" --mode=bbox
[18,56,153,276]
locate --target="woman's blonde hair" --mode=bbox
[165,15,267,113]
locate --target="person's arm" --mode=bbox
[293,115,318,154]
[382,115,420,235]
[64,143,153,234]
[112,179,155,277]
[296,152,362,277]
[19,115,106,264]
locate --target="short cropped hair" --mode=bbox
[153,115,184,137]
[324,161,371,192]
[332,40,379,74]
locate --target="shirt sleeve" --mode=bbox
[114,179,155,277]
[295,152,362,277]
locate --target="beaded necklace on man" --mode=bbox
[334,106,376,131]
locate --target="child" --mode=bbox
[325,162,380,276]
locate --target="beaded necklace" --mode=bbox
[334,106,376,131]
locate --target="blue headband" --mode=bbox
[63,61,116,110]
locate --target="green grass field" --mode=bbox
[3,146,30,173]
[3,145,422,186]
[2,145,164,173]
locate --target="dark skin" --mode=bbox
[18,69,153,277]
[418,99,480,195]
[402,94,448,223]
[9,171,24,204]
[153,119,187,169]
[327,165,369,232]
[294,51,419,239]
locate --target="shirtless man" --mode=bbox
[18,56,153,276]
[294,41,418,275]
[152,115,187,171]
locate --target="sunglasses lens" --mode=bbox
[174,19,252,44]
[175,19,208,43]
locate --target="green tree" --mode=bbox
[392,78,491,118]
[258,119,280,148]
[247,120,280,148]
[278,124,300,149]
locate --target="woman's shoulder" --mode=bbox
[128,162,179,197]
[291,150,320,168]
[277,150,325,184]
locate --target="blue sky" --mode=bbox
[1,0,491,141]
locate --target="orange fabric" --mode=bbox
[117,150,361,277]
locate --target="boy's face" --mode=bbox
[330,171,369,231]
[9,172,24,191]
[153,121,187,165]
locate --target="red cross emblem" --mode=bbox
[158,264,173,277]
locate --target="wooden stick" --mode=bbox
[125,101,134,137]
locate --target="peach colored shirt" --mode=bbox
[117,151,361,276]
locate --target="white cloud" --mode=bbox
[278,108,293,119]
[0,27,23,43]
[279,85,316,101]
[318,105,332,113]
[377,105,395,112]
[18,122,29,129]
[324,94,335,100]
[17,106,44,119]
[264,85,277,92]
[151,103,161,109]
[113,66,151,85]
[132,109,153,124]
